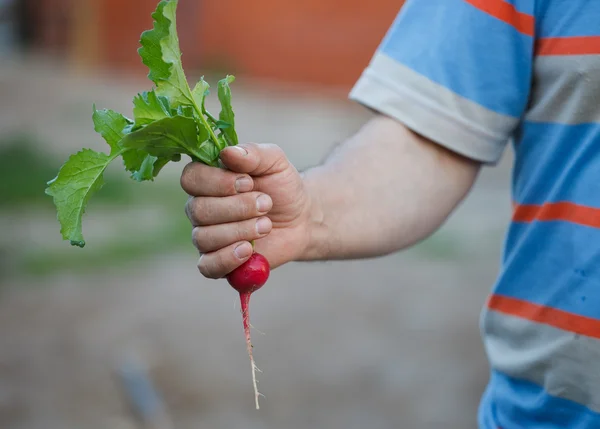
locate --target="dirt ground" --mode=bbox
[0,56,514,429]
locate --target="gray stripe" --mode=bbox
[483,309,600,411]
[349,52,518,164]
[526,55,600,124]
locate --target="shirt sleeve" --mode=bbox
[349,0,536,164]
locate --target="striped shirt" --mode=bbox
[349,0,600,427]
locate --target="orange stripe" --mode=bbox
[513,202,600,228]
[537,36,600,56]
[464,0,534,36]
[488,294,600,339]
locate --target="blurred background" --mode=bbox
[0,1,514,428]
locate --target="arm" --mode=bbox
[296,0,537,260]
[180,113,480,279]
[181,0,533,279]
[300,113,480,261]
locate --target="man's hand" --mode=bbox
[182,114,481,280]
[181,143,312,279]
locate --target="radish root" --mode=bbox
[240,292,262,409]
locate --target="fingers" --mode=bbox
[185,192,273,226]
[192,217,272,253]
[181,142,288,280]
[180,143,287,196]
[219,143,289,176]
[181,162,254,197]
[197,241,253,279]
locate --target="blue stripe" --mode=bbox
[479,371,600,428]
[378,0,533,117]
[513,122,600,207]
[498,220,600,319]
[478,381,499,429]
[536,0,600,37]
[503,0,534,15]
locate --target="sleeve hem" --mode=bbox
[349,71,509,165]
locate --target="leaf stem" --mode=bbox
[200,92,219,125]
[204,110,218,125]
[189,97,220,149]
[191,155,219,167]
[181,142,217,166]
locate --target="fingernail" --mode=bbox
[235,176,253,193]
[234,242,252,259]
[232,145,248,156]
[256,217,271,235]
[256,194,272,213]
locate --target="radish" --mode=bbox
[46,0,274,411]
[227,251,270,409]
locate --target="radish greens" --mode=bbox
[46,0,237,248]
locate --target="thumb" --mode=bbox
[219,143,289,176]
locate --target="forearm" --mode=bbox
[299,114,481,261]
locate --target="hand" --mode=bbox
[181,143,313,279]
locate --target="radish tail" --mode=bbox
[239,292,261,409]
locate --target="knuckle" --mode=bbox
[261,143,286,161]
[197,259,211,278]
[216,175,236,196]
[240,142,258,151]
[198,255,218,279]
[242,142,265,159]
[272,147,289,167]
[234,221,251,241]
[189,198,214,226]
[263,144,289,174]
[187,198,202,224]
[198,249,234,279]
[184,196,194,220]
[211,252,229,279]
[265,142,284,154]
[239,194,256,217]
[192,227,210,253]
[180,163,197,193]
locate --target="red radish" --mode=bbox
[227,252,270,409]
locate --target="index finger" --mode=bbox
[180,162,254,197]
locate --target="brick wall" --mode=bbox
[195,0,403,89]
[30,0,404,90]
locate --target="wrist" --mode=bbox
[296,167,332,262]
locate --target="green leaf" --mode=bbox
[192,77,210,110]
[138,0,192,106]
[217,75,238,146]
[46,149,118,247]
[132,90,171,127]
[216,134,227,151]
[92,107,149,179]
[199,84,220,127]
[47,0,244,248]
[122,149,149,177]
[215,120,231,129]
[120,116,218,165]
[153,154,181,177]
[197,117,210,144]
[131,154,158,182]
[194,141,218,165]
[130,153,182,181]
[198,139,220,164]
[92,108,132,155]
[195,119,219,161]
[157,95,171,112]
[120,116,195,157]
[175,105,194,118]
